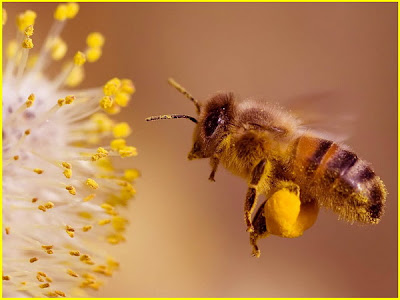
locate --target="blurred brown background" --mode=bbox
[4,2,397,297]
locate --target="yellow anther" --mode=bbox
[22,37,34,49]
[44,202,54,209]
[86,32,105,48]
[113,122,131,138]
[45,276,53,282]
[91,147,109,161]
[46,250,54,254]
[91,113,114,132]
[93,265,112,276]
[51,38,67,60]
[107,257,120,270]
[24,25,34,37]
[38,272,47,277]
[66,185,76,195]
[98,147,108,155]
[114,92,130,107]
[83,194,96,202]
[27,54,38,68]
[98,219,111,226]
[67,269,79,277]
[82,225,93,232]
[33,168,43,174]
[119,146,138,158]
[55,290,66,297]
[103,102,121,115]
[73,51,86,66]
[36,274,45,282]
[63,169,72,179]
[24,129,31,135]
[101,203,114,211]
[124,169,140,181]
[121,79,135,94]
[62,162,72,169]
[80,254,94,265]
[66,3,79,19]
[100,96,113,110]
[78,211,92,219]
[38,205,46,212]
[5,227,10,235]
[16,10,36,32]
[30,257,38,263]
[65,65,84,87]
[41,245,53,250]
[3,8,7,26]
[70,250,80,256]
[26,93,35,107]
[110,139,126,151]
[103,78,121,96]
[32,197,38,203]
[66,232,75,238]
[13,155,19,161]
[2,276,10,281]
[107,233,126,245]
[58,98,65,106]
[65,95,75,104]
[54,4,68,21]
[86,178,99,189]
[39,283,50,289]
[6,40,18,59]
[86,47,102,63]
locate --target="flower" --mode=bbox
[2,4,138,297]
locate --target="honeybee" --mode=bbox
[146,79,387,257]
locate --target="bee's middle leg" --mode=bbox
[245,159,268,233]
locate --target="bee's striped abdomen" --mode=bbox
[292,135,386,224]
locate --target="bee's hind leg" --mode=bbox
[250,200,269,258]
[245,159,268,233]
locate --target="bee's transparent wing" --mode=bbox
[279,91,357,143]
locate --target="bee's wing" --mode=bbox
[280,91,357,143]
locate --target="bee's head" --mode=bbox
[146,79,235,160]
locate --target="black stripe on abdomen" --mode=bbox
[306,139,333,176]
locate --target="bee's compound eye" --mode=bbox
[204,110,221,137]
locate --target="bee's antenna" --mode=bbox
[168,78,201,114]
[145,114,198,124]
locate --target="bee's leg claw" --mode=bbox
[250,233,261,258]
[208,173,216,182]
[208,156,219,182]
[249,200,269,258]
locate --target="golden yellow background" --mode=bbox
[4,2,397,297]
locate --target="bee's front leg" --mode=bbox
[245,159,269,233]
[208,156,219,182]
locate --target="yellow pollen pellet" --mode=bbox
[58,98,65,106]
[100,96,113,109]
[38,205,46,212]
[54,4,68,21]
[16,10,36,32]
[67,269,79,277]
[65,95,75,104]
[66,3,79,18]
[110,139,126,150]
[3,8,7,26]
[113,122,131,138]
[70,250,80,256]
[73,51,86,66]
[30,257,38,263]
[98,219,111,226]
[24,25,34,37]
[32,197,38,203]
[5,227,10,235]
[103,78,121,96]
[33,168,43,174]
[86,178,99,189]
[39,283,50,289]
[82,225,93,232]
[42,245,53,250]
[22,37,34,49]
[25,129,31,135]
[87,32,105,48]
[63,169,72,179]
[13,155,19,160]
[3,276,10,281]
[86,47,102,63]
[66,185,76,195]
[55,290,66,297]
[83,194,96,202]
